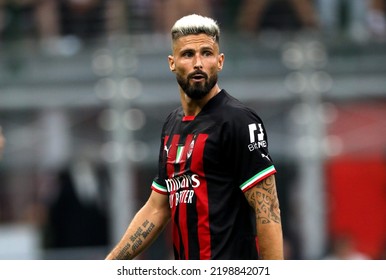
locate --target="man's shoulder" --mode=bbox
[219,90,261,120]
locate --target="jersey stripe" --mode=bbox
[190,133,211,259]
[166,135,182,257]
[176,134,194,177]
[239,165,276,192]
[167,135,180,177]
[178,192,189,259]
[175,134,194,259]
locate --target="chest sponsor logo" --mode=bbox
[248,123,267,151]
[166,174,200,208]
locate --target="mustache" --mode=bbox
[187,70,208,80]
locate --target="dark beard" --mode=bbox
[176,71,218,100]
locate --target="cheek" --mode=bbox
[205,58,221,71]
[175,64,190,76]
[208,63,220,75]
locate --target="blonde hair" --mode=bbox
[171,14,220,44]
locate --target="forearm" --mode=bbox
[257,223,284,260]
[106,202,170,260]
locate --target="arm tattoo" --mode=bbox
[113,219,155,259]
[245,176,281,225]
[116,243,132,259]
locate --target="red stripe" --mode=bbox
[178,191,189,259]
[182,115,195,122]
[176,134,194,176]
[190,134,211,259]
[175,134,194,259]
[166,135,180,177]
[165,135,182,256]
[163,135,169,148]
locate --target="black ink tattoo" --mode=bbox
[114,219,156,259]
[245,176,281,225]
[116,243,132,259]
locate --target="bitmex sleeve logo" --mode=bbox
[248,123,267,151]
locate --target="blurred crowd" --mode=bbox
[0,0,385,51]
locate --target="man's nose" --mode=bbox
[193,54,203,69]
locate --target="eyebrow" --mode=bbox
[179,45,215,53]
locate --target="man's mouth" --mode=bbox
[189,72,207,82]
[191,75,205,81]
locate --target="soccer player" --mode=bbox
[105,14,284,260]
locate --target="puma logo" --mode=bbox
[164,145,171,157]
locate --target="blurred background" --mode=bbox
[0,0,385,260]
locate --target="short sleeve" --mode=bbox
[224,108,276,192]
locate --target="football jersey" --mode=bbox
[151,89,276,259]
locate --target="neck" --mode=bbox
[180,85,221,116]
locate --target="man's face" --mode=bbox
[168,34,224,100]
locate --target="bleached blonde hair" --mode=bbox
[171,14,220,44]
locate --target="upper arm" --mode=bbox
[244,174,281,225]
[145,190,171,221]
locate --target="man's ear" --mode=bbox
[168,55,175,72]
[218,53,225,71]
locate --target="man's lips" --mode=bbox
[191,75,205,81]
[189,72,207,81]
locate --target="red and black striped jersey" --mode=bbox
[151,90,276,259]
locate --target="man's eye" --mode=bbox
[182,52,193,57]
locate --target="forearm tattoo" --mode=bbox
[245,176,281,225]
[114,220,155,259]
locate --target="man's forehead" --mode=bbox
[173,34,219,51]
